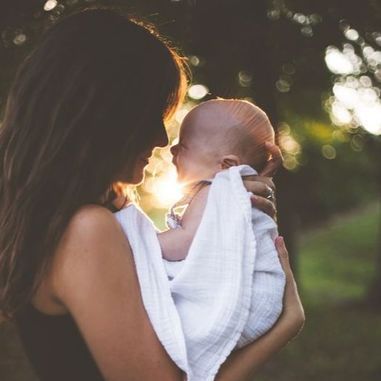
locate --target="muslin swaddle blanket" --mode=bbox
[114,164,285,381]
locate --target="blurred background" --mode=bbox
[0,0,380,380]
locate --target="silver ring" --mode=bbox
[266,186,275,201]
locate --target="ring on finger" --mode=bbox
[265,186,275,201]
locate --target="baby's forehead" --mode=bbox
[183,99,271,134]
[183,102,238,131]
[188,101,240,122]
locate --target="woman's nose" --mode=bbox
[170,144,178,156]
[156,122,169,148]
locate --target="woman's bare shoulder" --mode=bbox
[64,204,121,237]
[50,204,129,296]
[62,203,124,245]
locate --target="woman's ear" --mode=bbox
[220,154,241,169]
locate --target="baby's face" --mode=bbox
[170,100,275,184]
[170,114,220,184]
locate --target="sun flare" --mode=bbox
[148,167,184,209]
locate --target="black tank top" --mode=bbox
[14,303,104,381]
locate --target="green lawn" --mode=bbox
[299,202,379,303]
[256,201,381,381]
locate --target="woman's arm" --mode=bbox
[50,205,184,381]
[216,237,305,381]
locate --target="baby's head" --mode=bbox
[170,98,275,184]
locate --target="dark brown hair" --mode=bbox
[0,7,188,317]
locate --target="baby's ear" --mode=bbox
[220,154,241,169]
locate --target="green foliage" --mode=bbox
[278,104,379,226]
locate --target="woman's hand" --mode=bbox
[215,236,305,381]
[242,142,283,218]
[275,236,305,334]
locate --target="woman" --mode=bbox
[0,7,304,381]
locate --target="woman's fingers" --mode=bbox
[259,143,283,177]
[251,195,276,218]
[242,175,277,219]
[275,236,293,279]
[243,179,274,198]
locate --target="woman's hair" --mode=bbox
[0,7,188,317]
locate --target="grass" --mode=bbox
[256,200,381,381]
[257,303,381,381]
[299,202,379,303]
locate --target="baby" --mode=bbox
[117,98,286,378]
[158,98,275,261]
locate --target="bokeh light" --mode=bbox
[325,30,381,136]
[267,2,322,37]
[327,77,381,135]
[344,28,359,41]
[188,84,209,100]
[238,71,253,87]
[331,101,352,125]
[189,55,200,66]
[325,46,356,75]
[321,144,337,159]
[43,0,58,11]
[13,33,27,46]
[276,78,291,93]
[355,103,381,135]
[278,123,301,170]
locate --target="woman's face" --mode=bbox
[117,118,169,185]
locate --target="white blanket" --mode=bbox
[114,165,285,381]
